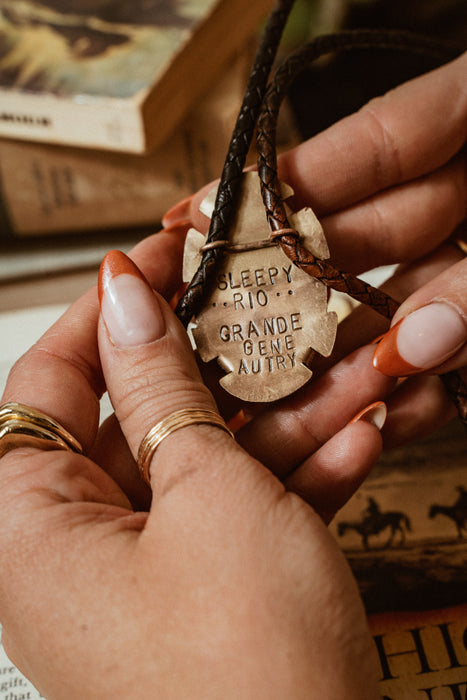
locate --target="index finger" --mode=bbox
[277,51,467,215]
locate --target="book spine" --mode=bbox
[0,129,225,238]
[0,137,203,237]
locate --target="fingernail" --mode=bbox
[162,195,193,229]
[351,401,387,430]
[162,220,192,236]
[373,302,466,377]
[370,332,387,344]
[99,250,165,347]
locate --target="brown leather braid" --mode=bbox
[175,0,296,327]
[267,230,400,319]
[256,30,466,424]
[257,30,461,316]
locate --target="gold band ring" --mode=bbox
[0,402,83,459]
[137,408,234,484]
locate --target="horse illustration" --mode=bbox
[429,486,467,539]
[337,500,412,550]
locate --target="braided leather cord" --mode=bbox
[257,30,461,317]
[175,0,296,327]
[256,30,466,423]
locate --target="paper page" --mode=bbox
[0,633,45,699]
[0,304,113,414]
[0,304,68,388]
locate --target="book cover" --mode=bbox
[0,0,274,153]
[329,418,467,699]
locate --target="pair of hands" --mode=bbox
[0,52,466,699]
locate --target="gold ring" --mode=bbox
[0,402,83,459]
[137,408,234,484]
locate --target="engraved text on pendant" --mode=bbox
[183,172,338,402]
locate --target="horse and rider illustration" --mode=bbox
[429,486,467,539]
[337,486,467,550]
[337,497,412,550]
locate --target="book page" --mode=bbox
[0,304,68,388]
[0,303,113,417]
[0,633,44,699]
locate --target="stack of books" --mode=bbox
[0,0,276,240]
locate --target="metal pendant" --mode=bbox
[183,172,337,402]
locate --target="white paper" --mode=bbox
[0,304,113,415]
[0,630,45,699]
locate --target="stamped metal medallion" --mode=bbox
[183,172,337,402]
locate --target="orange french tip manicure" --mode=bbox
[98,250,148,306]
[162,194,194,229]
[372,319,419,377]
[350,401,387,430]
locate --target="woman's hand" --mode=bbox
[0,231,383,699]
[164,51,467,448]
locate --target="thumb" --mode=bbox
[97,250,238,495]
[373,254,467,376]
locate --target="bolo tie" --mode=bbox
[174,0,467,424]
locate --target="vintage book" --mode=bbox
[0,51,247,239]
[0,0,274,153]
[329,418,467,699]
[0,52,301,241]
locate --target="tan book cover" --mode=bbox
[329,418,467,698]
[0,0,274,153]
[370,606,467,699]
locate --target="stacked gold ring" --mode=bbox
[138,408,234,484]
[0,402,83,458]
